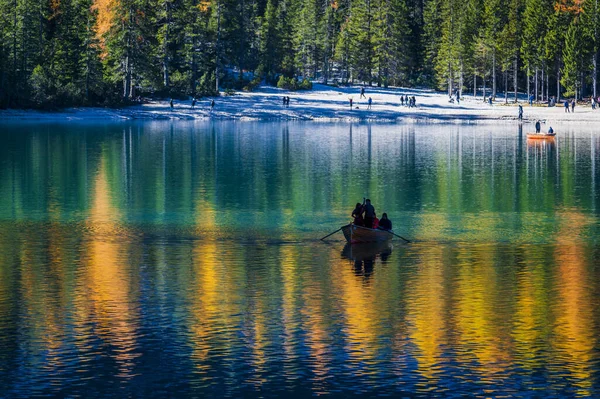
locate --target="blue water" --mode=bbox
[0,121,599,398]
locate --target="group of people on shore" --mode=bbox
[401,95,416,107]
[563,99,576,113]
[282,96,291,107]
[349,88,416,110]
[169,98,215,111]
[351,199,392,231]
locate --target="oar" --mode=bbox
[320,224,350,241]
[390,231,411,243]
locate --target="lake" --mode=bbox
[1,121,599,397]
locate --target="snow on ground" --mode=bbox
[1,84,599,124]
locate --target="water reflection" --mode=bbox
[341,242,392,280]
[0,121,600,397]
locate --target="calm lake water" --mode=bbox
[1,121,600,398]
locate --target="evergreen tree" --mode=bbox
[562,17,589,98]
[373,0,410,87]
[345,0,376,84]
[103,0,156,98]
[481,0,505,98]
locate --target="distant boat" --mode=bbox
[527,132,556,139]
[341,224,394,244]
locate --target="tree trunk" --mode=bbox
[513,57,518,102]
[541,68,544,102]
[163,0,170,89]
[124,17,132,99]
[215,0,222,93]
[492,50,496,99]
[535,68,538,103]
[557,66,561,101]
[504,71,508,103]
[527,67,530,101]
[474,73,477,97]
[595,0,599,98]
[483,73,486,100]
[459,61,463,98]
[448,63,453,96]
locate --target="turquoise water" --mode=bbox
[1,121,599,397]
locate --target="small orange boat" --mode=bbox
[527,132,556,139]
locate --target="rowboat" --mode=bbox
[341,224,394,244]
[527,132,556,139]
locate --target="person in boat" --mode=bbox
[378,213,392,231]
[363,199,376,229]
[352,202,364,226]
[372,214,379,229]
[535,120,541,133]
[548,126,554,134]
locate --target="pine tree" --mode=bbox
[481,0,505,98]
[422,0,443,86]
[373,0,409,87]
[103,0,156,98]
[498,0,523,102]
[562,17,589,98]
[345,0,376,84]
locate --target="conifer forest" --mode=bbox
[0,0,598,108]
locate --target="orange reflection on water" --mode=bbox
[453,245,511,381]
[407,244,447,381]
[83,155,139,378]
[552,210,596,396]
[511,246,550,371]
[332,250,380,370]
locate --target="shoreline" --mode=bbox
[1,84,597,124]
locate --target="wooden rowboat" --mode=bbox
[341,224,394,244]
[527,132,556,139]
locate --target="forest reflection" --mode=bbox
[0,121,599,396]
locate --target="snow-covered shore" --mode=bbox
[1,84,598,124]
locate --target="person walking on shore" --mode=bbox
[571,99,576,113]
[170,98,174,110]
[191,98,196,109]
[400,96,404,106]
[564,100,570,113]
[360,87,366,99]
[518,104,523,120]
[210,99,215,112]
[349,98,353,109]
[535,120,541,133]
[367,97,372,110]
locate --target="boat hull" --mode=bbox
[341,224,394,244]
[527,133,556,140]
